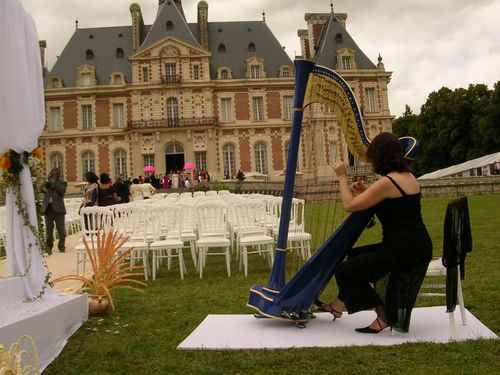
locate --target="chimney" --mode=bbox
[129,3,144,53]
[197,1,209,50]
[39,40,47,68]
[304,13,330,59]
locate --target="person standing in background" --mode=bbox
[114,173,130,203]
[42,168,67,254]
[141,177,156,199]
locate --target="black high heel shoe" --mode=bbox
[315,300,342,321]
[355,317,389,334]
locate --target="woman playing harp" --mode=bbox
[319,132,433,333]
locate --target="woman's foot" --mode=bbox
[355,317,388,334]
[315,299,343,320]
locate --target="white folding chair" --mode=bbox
[233,200,274,277]
[75,206,114,276]
[195,199,231,278]
[149,205,186,280]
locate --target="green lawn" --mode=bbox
[45,195,500,375]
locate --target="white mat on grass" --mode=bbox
[177,306,497,350]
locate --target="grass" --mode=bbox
[44,195,500,375]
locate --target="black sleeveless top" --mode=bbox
[374,175,433,274]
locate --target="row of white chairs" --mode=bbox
[75,192,309,279]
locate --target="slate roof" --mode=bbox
[315,14,376,70]
[189,21,292,79]
[45,26,138,87]
[46,0,315,88]
[140,0,201,50]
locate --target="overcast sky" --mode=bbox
[19,0,500,116]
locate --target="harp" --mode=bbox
[247,59,376,326]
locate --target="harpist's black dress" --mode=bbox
[335,175,433,314]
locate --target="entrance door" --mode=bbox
[165,143,185,173]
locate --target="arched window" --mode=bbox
[166,97,179,127]
[166,21,174,30]
[50,153,63,171]
[116,48,124,58]
[166,143,184,154]
[114,149,127,179]
[220,69,228,79]
[222,143,236,179]
[254,142,268,174]
[81,151,95,179]
[282,67,290,77]
[248,42,256,52]
[86,49,94,60]
[218,44,226,53]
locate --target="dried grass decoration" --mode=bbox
[53,230,147,311]
[0,335,40,375]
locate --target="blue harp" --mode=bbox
[247,59,375,325]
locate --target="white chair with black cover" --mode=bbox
[195,199,231,278]
[233,200,274,277]
[419,196,472,338]
[149,205,185,280]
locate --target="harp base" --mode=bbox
[247,284,312,324]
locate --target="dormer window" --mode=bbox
[110,72,125,85]
[77,65,97,87]
[342,56,351,70]
[218,44,226,53]
[250,65,260,78]
[217,67,232,80]
[86,49,94,60]
[50,76,62,88]
[245,57,265,79]
[116,48,124,58]
[248,43,256,52]
[336,48,357,71]
[166,21,174,31]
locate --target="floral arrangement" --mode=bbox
[0,335,40,375]
[53,230,147,311]
[0,147,50,300]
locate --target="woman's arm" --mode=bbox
[334,161,389,212]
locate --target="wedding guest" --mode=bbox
[42,168,67,254]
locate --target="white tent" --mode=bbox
[418,152,500,180]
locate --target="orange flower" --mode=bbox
[0,154,11,171]
[32,147,43,159]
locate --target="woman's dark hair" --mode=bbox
[366,132,409,175]
[132,178,139,184]
[99,173,111,184]
[144,177,150,183]
[85,171,99,184]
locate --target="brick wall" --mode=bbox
[95,99,110,127]
[64,101,77,129]
[266,91,281,119]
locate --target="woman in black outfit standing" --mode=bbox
[322,132,433,333]
[98,173,121,206]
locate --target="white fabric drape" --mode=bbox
[0,0,50,299]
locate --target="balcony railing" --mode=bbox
[161,74,181,84]
[128,117,218,129]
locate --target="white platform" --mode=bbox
[0,277,88,372]
[178,306,497,350]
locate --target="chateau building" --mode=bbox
[41,0,393,183]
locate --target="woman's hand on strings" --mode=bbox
[332,160,348,178]
[351,177,368,193]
